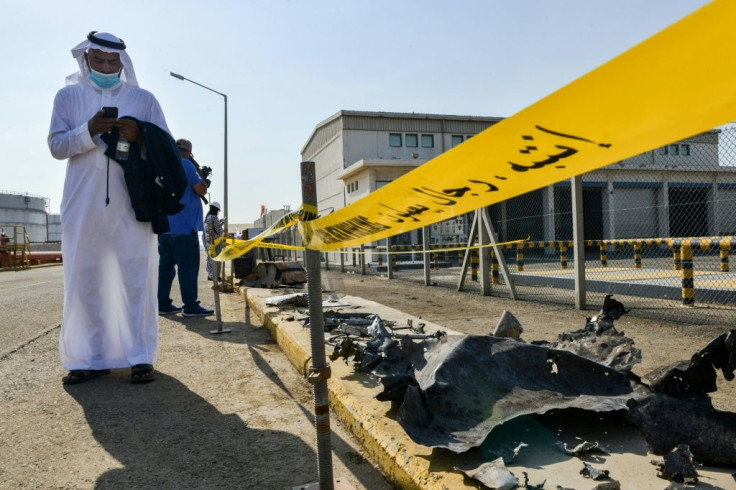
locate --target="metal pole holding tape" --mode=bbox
[208,222,230,335]
[300,161,335,489]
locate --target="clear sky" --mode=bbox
[0,0,710,225]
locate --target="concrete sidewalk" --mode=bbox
[243,286,736,489]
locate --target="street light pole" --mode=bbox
[169,72,228,234]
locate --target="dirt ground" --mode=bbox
[0,276,392,490]
[1,267,734,489]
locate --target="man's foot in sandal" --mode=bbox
[130,364,155,384]
[62,369,111,385]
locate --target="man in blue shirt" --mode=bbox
[157,138,214,317]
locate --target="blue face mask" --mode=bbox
[89,68,121,89]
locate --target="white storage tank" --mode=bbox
[47,214,62,242]
[0,191,50,243]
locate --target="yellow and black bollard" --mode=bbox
[559,243,568,269]
[720,237,730,273]
[680,241,695,306]
[600,244,607,268]
[634,242,642,269]
[516,244,524,272]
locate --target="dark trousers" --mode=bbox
[158,232,200,309]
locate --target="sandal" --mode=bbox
[130,364,155,384]
[62,369,111,385]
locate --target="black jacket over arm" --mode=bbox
[101,118,187,234]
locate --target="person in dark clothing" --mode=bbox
[157,138,214,317]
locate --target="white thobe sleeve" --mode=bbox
[47,90,98,160]
[143,91,170,135]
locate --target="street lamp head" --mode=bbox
[170,72,184,80]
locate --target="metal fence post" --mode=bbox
[360,244,366,275]
[299,161,334,489]
[422,226,431,286]
[572,175,586,310]
[388,245,396,279]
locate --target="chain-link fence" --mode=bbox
[310,124,736,326]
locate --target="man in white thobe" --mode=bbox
[48,31,169,384]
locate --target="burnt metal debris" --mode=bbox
[456,457,518,490]
[328,314,445,377]
[626,328,736,466]
[556,441,610,456]
[266,291,736,486]
[532,295,641,373]
[643,329,735,396]
[651,444,699,484]
[580,462,611,481]
[395,334,645,452]
[626,393,736,466]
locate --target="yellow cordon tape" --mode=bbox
[217,0,736,260]
[211,205,314,261]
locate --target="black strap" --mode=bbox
[106,157,110,206]
[88,31,126,50]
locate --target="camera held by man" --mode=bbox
[191,156,212,188]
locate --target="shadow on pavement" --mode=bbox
[65,372,316,488]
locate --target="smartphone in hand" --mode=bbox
[101,106,118,119]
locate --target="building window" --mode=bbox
[658,146,668,155]
[681,144,690,156]
[406,133,418,148]
[389,133,402,147]
[354,181,358,191]
[669,144,679,155]
[451,135,464,147]
[421,134,434,148]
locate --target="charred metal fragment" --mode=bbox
[520,471,546,489]
[533,295,641,372]
[644,329,736,397]
[651,444,699,484]
[626,394,736,466]
[327,315,445,381]
[580,462,610,480]
[395,335,646,452]
[556,441,610,456]
[456,457,518,489]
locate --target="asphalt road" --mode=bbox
[0,265,64,356]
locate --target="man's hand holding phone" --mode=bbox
[88,106,118,136]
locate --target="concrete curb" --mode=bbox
[241,287,465,489]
